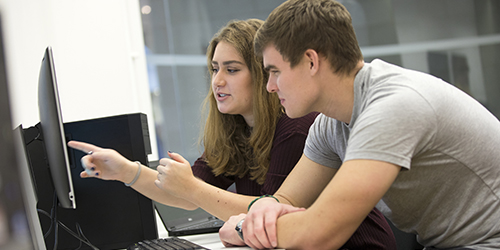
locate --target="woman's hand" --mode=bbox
[67,140,137,182]
[154,151,198,198]
[219,213,247,247]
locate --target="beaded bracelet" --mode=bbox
[248,194,280,211]
[125,161,142,187]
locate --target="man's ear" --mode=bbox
[304,49,320,75]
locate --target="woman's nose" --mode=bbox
[212,71,226,88]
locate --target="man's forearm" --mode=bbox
[275,208,352,249]
[273,193,293,206]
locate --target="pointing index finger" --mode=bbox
[67,141,101,154]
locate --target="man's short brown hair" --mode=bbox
[255,0,363,76]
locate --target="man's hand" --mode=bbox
[243,198,305,249]
[219,214,247,247]
[154,151,198,198]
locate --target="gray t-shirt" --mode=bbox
[304,59,500,249]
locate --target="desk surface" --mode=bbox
[181,233,245,249]
[155,212,252,250]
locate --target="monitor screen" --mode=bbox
[37,46,75,209]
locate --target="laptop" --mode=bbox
[154,202,224,236]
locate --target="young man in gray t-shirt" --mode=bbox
[218,0,500,249]
[304,59,500,249]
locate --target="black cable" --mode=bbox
[38,209,99,250]
[53,217,58,250]
[52,192,58,250]
[76,223,92,250]
[41,193,57,239]
[37,192,99,250]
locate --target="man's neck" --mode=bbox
[318,61,364,123]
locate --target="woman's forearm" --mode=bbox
[183,178,256,221]
[128,162,255,220]
[129,164,198,210]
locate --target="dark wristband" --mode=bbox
[247,194,280,211]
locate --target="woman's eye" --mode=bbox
[212,68,219,74]
[228,68,240,73]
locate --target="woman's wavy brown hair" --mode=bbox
[201,19,282,185]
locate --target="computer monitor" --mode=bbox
[0,111,45,250]
[37,46,75,209]
[12,125,47,250]
[0,13,46,249]
[25,47,156,250]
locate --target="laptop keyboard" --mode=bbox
[179,219,224,230]
[127,237,209,250]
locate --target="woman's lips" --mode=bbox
[216,93,230,101]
